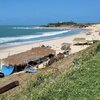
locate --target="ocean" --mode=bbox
[0,26,86,48]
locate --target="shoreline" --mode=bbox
[0,31,87,59]
[0,30,85,50]
[0,24,100,59]
[0,28,82,49]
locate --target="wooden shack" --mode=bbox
[73,37,93,45]
[61,43,71,55]
[3,47,55,72]
[73,38,87,45]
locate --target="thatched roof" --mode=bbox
[61,43,71,50]
[3,47,55,65]
[73,38,87,45]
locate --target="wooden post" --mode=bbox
[0,81,19,94]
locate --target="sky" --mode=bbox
[0,0,100,25]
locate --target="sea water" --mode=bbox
[0,25,86,48]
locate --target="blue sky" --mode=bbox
[0,0,100,25]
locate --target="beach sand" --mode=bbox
[0,24,100,59]
[0,24,100,96]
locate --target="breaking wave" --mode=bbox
[0,30,70,44]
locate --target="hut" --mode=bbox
[61,43,71,50]
[73,38,87,45]
[3,47,55,72]
[61,43,71,55]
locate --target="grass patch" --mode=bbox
[0,43,100,100]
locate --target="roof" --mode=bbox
[61,43,71,50]
[73,38,87,44]
[3,47,55,65]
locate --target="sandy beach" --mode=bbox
[0,24,100,60]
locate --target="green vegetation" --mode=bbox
[1,43,100,100]
[41,21,89,27]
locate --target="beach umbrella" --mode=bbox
[1,65,14,76]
